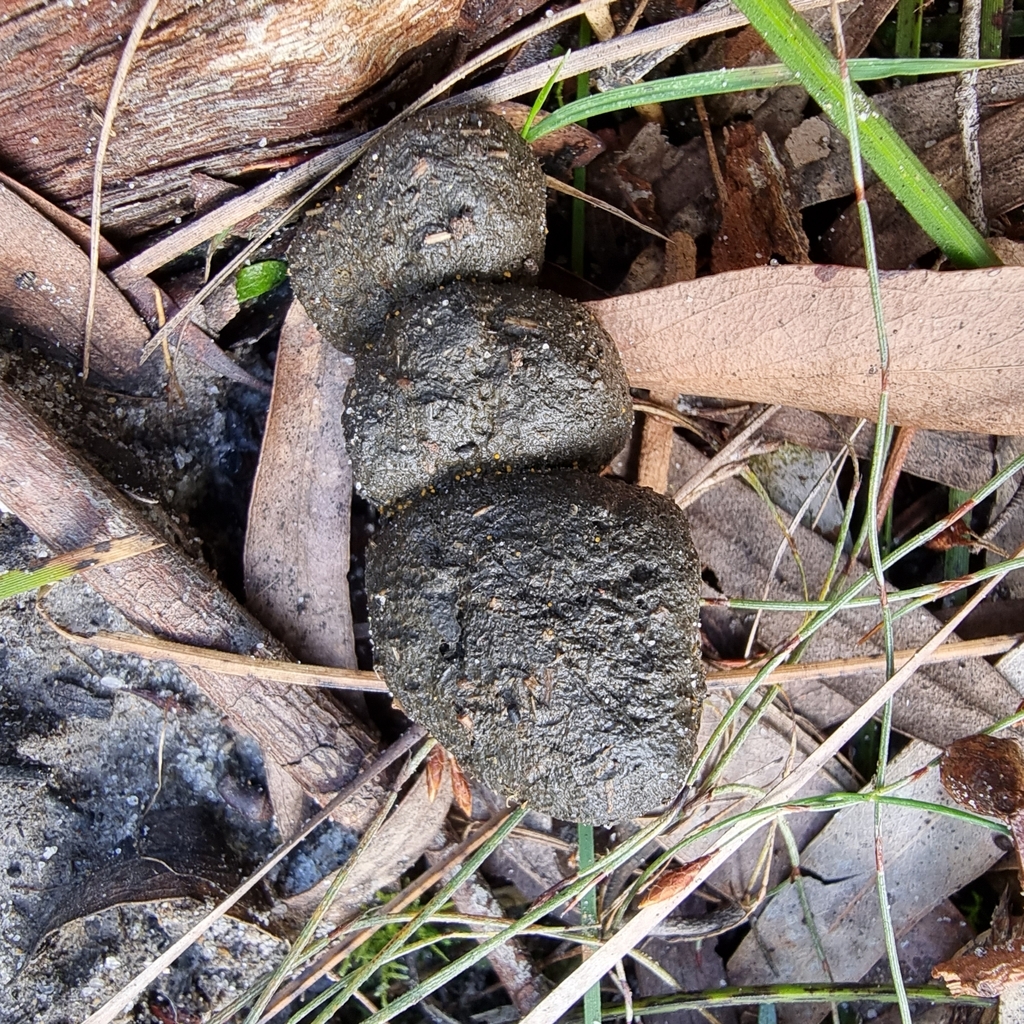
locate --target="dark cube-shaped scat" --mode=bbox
[288,109,547,352]
[368,470,705,824]
[346,281,633,505]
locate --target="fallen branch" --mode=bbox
[0,380,381,836]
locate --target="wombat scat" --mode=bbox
[288,109,706,823]
[368,471,705,825]
[345,280,632,505]
[288,109,547,352]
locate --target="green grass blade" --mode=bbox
[577,824,601,1024]
[0,536,161,600]
[980,0,1005,57]
[894,0,924,66]
[725,0,998,268]
[524,58,1014,141]
[522,52,569,138]
[944,488,972,600]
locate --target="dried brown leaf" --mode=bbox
[730,742,1006,1023]
[821,100,1024,268]
[590,265,1024,434]
[244,300,358,670]
[489,101,606,169]
[425,745,447,804]
[639,854,714,908]
[670,436,1023,746]
[450,755,475,817]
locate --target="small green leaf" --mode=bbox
[522,51,569,138]
[236,260,288,302]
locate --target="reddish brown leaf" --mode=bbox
[488,101,606,170]
[639,854,714,908]
[449,756,474,817]
[925,519,976,552]
[425,745,447,804]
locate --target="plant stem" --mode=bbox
[578,824,602,1024]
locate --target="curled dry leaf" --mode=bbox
[426,745,447,804]
[639,854,715,908]
[449,755,475,817]
[244,300,359,670]
[925,519,977,552]
[940,733,1024,890]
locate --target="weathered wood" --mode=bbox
[0,0,464,239]
[0,380,382,836]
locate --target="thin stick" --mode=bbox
[874,425,917,529]
[707,633,1022,686]
[673,405,780,508]
[955,0,988,231]
[82,725,428,1024]
[694,95,727,200]
[83,0,162,380]
[546,176,670,241]
[44,622,389,692]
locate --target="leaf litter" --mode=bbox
[0,0,1023,1021]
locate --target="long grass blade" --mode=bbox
[696,0,1000,267]
[524,58,1015,140]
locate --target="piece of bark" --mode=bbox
[0,380,382,839]
[820,100,1024,268]
[0,178,268,392]
[636,236,697,494]
[588,264,1024,435]
[0,182,152,385]
[711,122,810,272]
[0,0,464,239]
[244,302,357,671]
[638,393,680,494]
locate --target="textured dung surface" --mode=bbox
[346,281,633,504]
[367,471,705,824]
[288,109,547,352]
